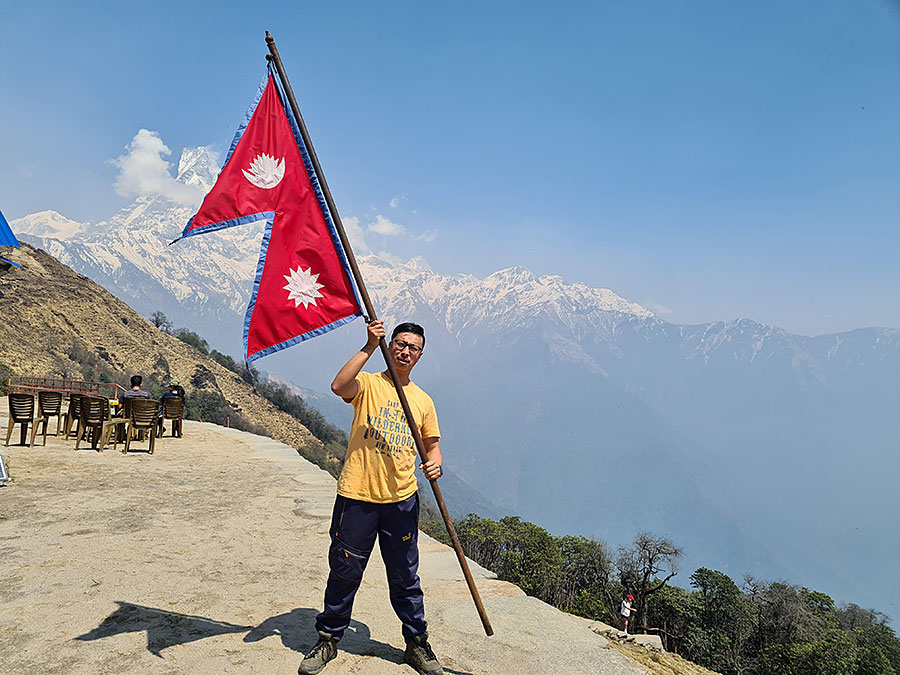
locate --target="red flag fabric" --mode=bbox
[177,69,361,362]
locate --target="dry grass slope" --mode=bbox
[0,243,335,469]
[609,642,720,675]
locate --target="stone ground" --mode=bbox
[0,400,649,675]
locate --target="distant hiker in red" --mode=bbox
[300,320,445,675]
[620,594,636,634]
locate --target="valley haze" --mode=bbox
[13,145,900,623]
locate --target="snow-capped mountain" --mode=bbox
[13,210,88,239]
[13,145,900,621]
[15,148,263,328]
[175,145,221,192]
[362,255,652,337]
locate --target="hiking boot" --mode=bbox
[298,631,337,674]
[404,632,443,675]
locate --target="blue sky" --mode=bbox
[1,0,897,335]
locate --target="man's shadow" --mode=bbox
[244,607,404,664]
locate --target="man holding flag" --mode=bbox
[178,63,446,674]
[178,34,490,671]
[299,318,444,674]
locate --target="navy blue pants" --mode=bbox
[315,493,426,641]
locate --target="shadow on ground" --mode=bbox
[74,601,472,673]
[74,601,252,657]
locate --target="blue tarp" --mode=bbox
[0,208,19,248]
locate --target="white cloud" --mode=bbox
[111,129,205,206]
[341,212,434,260]
[414,229,438,243]
[643,299,673,316]
[389,193,407,208]
[367,214,405,236]
[341,216,371,254]
[375,250,405,265]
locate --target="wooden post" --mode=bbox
[265,31,493,636]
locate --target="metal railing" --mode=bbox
[7,376,126,399]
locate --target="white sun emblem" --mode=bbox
[243,153,285,189]
[283,266,325,309]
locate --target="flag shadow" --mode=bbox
[74,601,252,657]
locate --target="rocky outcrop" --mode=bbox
[589,622,665,652]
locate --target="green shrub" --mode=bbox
[0,362,12,395]
[256,379,347,447]
[172,328,209,354]
[209,349,255,383]
[184,389,267,436]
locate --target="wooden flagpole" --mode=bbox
[265,31,494,637]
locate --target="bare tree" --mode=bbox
[616,532,682,630]
[743,576,833,649]
[149,311,172,333]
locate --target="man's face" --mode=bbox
[389,331,424,372]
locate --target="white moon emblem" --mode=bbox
[243,153,285,189]
[283,266,325,309]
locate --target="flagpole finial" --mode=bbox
[265,30,274,44]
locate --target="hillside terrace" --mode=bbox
[0,398,653,674]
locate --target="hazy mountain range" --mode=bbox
[15,146,900,619]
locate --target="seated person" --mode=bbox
[158,381,185,433]
[165,379,185,399]
[117,374,151,412]
[158,381,184,415]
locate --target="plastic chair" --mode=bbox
[117,395,149,442]
[5,393,47,448]
[75,396,114,452]
[38,390,64,436]
[157,396,185,438]
[124,398,160,454]
[63,393,84,439]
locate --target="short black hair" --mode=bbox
[391,322,425,348]
[130,375,143,388]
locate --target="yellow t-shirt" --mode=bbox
[337,371,440,503]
